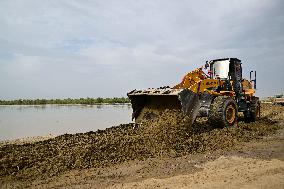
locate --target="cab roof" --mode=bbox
[211,58,241,62]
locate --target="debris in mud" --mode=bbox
[0,104,283,181]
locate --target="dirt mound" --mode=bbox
[0,104,283,181]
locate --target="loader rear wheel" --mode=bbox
[244,97,260,123]
[208,96,238,128]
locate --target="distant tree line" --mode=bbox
[0,97,130,105]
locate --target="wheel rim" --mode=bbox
[226,105,236,124]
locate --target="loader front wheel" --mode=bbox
[208,96,238,128]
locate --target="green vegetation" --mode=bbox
[0,97,130,105]
[275,94,283,98]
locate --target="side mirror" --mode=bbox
[205,61,209,69]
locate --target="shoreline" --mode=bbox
[0,134,56,147]
[0,103,131,106]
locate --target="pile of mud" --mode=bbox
[0,104,283,181]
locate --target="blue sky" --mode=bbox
[0,0,283,99]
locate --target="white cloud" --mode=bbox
[12,54,44,73]
[0,0,283,98]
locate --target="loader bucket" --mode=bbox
[127,87,200,125]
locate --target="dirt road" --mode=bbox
[108,129,284,189]
[0,104,283,188]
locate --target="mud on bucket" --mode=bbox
[128,88,200,125]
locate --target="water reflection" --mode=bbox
[0,104,133,140]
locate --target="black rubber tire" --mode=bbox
[208,96,238,128]
[243,111,251,123]
[244,97,260,123]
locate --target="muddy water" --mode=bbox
[0,104,132,141]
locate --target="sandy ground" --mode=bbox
[110,156,284,189]
[0,134,55,147]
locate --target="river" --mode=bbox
[0,104,133,141]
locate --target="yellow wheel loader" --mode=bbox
[127,58,260,127]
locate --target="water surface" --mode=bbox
[0,104,133,141]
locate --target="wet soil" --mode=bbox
[0,104,283,188]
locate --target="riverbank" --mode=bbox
[0,97,130,105]
[0,134,56,147]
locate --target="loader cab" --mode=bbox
[209,58,242,80]
[209,58,243,93]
